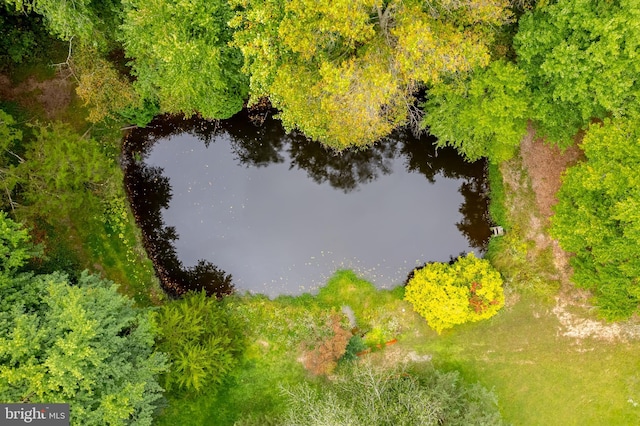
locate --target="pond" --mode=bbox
[123,111,490,298]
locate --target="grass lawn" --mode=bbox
[420,296,640,425]
[156,269,640,425]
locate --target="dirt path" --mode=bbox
[518,123,583,287]
[513,124,640,341]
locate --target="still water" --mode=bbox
[124,112,490,298]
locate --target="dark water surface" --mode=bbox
[124,112,490,297]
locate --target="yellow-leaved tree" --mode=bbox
[405,253,504,334]
[230,0,512,149]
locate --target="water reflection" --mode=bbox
[124,141,234,298]
[123,111,490,297]
[457,176,491,250]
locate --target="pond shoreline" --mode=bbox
[122,111,490,297]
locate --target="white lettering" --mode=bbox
[4,406,47,423]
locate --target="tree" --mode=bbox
[120,0,248,119]
[13,122,114,219]
[514,0,640,145]
[423,60,530,163]
[0,7,48,66]
[551,117,640,319]
[0,109,23,212]
[0,211,39,273]
[73,44,148,124]
[5,0,122,46]
[405,253,504,333]
[0,214,167,425]
[230,0,512,149]
[155,291,244,393]
[281,361,503,425]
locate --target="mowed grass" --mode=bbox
[403,293,640,425]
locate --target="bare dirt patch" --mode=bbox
[552,297,640,342]
[0,68,75,119]
[518,123,583,285]
[519,123,584,220]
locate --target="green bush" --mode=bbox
[281,362,504,425]
[405,253,504,333]
[340,335,367,362]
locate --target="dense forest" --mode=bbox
[1,0,640,424]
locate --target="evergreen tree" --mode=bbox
[0,213,168,425]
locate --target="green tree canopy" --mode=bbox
[5,0,122,46]
[423,60,530,163]
[0,213,167,425]
[11,122,114,219]
[514,0,640,145]
[230,0,512,149]
[0,110,23,212]
[405,253,504,333]
[120,0,248,119]
[551,117,640,319]
[0,211,39,273]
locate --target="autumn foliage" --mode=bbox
[405,253,504,333]
[303,314,351,376]
[230,0,512,149]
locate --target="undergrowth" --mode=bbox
[156,270,412,425]
[1,60,163,306]
[485,152,560,299]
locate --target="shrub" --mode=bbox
[282,362,504,425]
[156,291,244,393]
[405,253,504,333]
[340,335,367,362]
[302,314,351,376]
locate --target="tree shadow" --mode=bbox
[123,129,233,298]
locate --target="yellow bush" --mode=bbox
[405,253,504,334]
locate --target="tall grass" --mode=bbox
[485,153,560,298]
